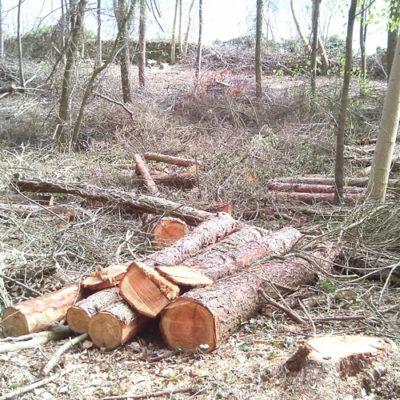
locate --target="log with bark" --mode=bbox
[144,153,202,167]
[160,248,333,352]
[66,287,121,333]
[123,171,196,190]
[147,217,189,247]
[268,191,360,205]
[87,299,147,350]
[133,154,160,195]
[12,176,212,225]
[268,182,364,194]
[2,284,82,337]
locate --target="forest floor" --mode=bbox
[0,60,400,399]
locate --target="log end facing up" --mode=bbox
[160,298,218,353]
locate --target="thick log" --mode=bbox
[2,284,82,337]
[268,191,360,205]
[88,300,147,350]
[133,154,159,195]
[144,153,202,167]
[160,249,333,352]
[12,177,212,225]
[149,217,189,247]
[276,175,400,188]
[268,182,364,194]
[81,265,128,290]
[66,287,121,333]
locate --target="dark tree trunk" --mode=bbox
[255,0,263,98]
[310,0,320,97]
[171,0,179,64]
[97,0,102,64]
[195,0,203,79]
[138,0,146,87]
[17,0,24,87]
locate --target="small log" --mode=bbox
[144,153,202,167]
[119,262,180,318]
[66,287,121,333]
[149,172,196,189]
[160,249,333,352]
[149,217,189,247]
[81,265,128,290]
[268,191,360,205]
[2,284,82,337]
[268,182,364,194]
[133,154,160,195]
[88,300,147,350]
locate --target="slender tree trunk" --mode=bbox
[359,0,367,80]
[97,0,102,65]
[290,0,312,55]
[55,0,87,148]
[310,0,320,98]
[255,0,263,98]
[0,0,4,59]
[317,36,329,74]
[183,0,195,56]
[387,0,400,77]
[195,0,203,79]
[17,0,25,87]
[367,37,400,201]
[171,0,179,64]
[138,0,146,87]
[178,0,182,51]
[334,0,357,204]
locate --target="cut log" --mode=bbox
[160,249,333,352]
[81,265,128,290]
[149,217,189,247]
[133,154,160,195]
[144,153,202,167]
[268,182,364,194]
[88,300,147,350]
[12,177,213,225]
[66,287,121,333]
[2,284,82,337]
[268,191,360,205]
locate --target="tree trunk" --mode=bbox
[66,287,120,333]
[359,0,369,81]
[290,0,312,55]
[88,299,147,350]
[183,0,195,56]
[13,176,212,224]
[367,35,400,201]
[195,0,203,79]
[144,152,202,167]
[138,0,146,87]
[178,0,182,51]
[310,0,320,97]
[317,36,329,75]
[2,284,82,337]
[334,0,357,204]
[160,248,333,352]
[387,0,400,77]
[17,0,25,87]
[0,0,4,59]
[255,0,263,98]
[171,0,179,65]
[148,217,189,247]
[133,154,159,195]
[96,0,102,65]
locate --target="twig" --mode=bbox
[93,91,134,118]
[143,349,182,363]
[0,367,73,400]
[0,272,43,296]
[42,333,88,375]
[298,299,316,335]
[102,386,197,400]
[378,261,400,303]
[259,289,306,325]
[313,315,365,322]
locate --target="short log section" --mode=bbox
[149,217,189,247]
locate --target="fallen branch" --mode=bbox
[133,154,159,195]
[93,91,134,118]
[144,152,202,167]
[102,386,198,400]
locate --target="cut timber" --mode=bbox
[66,287,121,333]
[81,265,128,290]
[277,175,400,188]
[2,284,82,337]
[268,182,364,194]
[268,191,360,205]
[149,217,189,247]
[157,266,214,287]
[88,300,147,350]
[13,177,212,225]
[119,262,180,318]
[144,152,202,167]
[133,154,159,195]
[160,249,333,352]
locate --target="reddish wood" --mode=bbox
[205,202,233,214]
[133,154,160,195]
[66,287,121,333]
[144,152,202,167]
[149,217,189,247]
[268,182,364,194]
[2,284,82,337]
[81,265,128,290]
[150,172,196,189]
[88,300,147,350]
[160,247,334,352]
[268,191,360,204]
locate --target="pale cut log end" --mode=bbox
[156,265,214,287]
[81,265,127,290]
[151,217,189,247]
[66,307,90,334]
[160,298,217,353]
[2,308,28,337]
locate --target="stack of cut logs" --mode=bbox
[1,212,335,353]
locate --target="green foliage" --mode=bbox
[318,280,337,293]
[324,35,346,58]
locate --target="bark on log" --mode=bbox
[144,153,202,167]
[12,177,212,225]
[133,154,160,195]
[160,249,333,352]
[66,287,121,333]
[268,182,364,194]
[276,176,400,188]
[268,191,360,205]
[88,299,147,350]
[149,217,189,247]
[2,284,82,337]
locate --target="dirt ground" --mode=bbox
[0,61,399,399]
